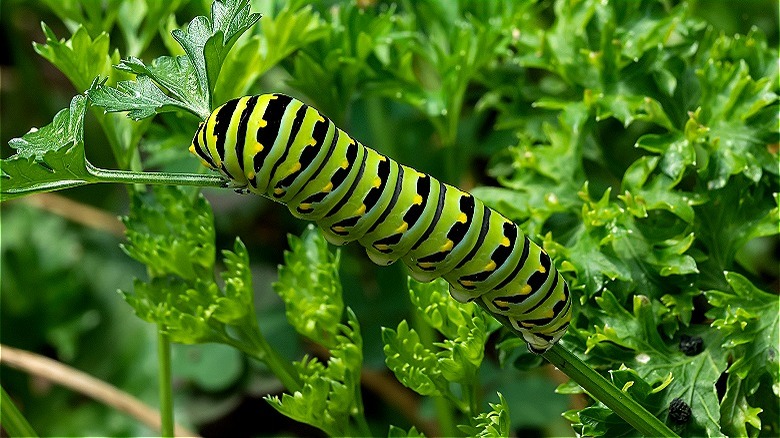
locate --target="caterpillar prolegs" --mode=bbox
[189,93,572,353]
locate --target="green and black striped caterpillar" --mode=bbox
[189,93,571,353]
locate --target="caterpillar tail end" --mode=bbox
[524,334,557,354]
[517,322,568,354]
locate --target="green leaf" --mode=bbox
[88,76,193,120]
[39,0,122,38]
[719,373,763,438]
[457,393,511,437]
[387,425,425,438]
[121,186,215,280]
[571,368,672,437]
[593,94,675,131]
[287,1,399,123]
[170,0,261,106]
[274,225,344,349]
[659,289,698,334]
[215,239,255,324]
[120,186,265,353]
[478,102,589,236]
[408,277,476,341]
[267,309,364,437]
[620,156,705,224]
[2,95,94,201]
[382,320,443,397]
[214,3,328,103]
[33,23,118,92]
[407,278,491,382]
[7,94,87,161]
[123,277,214,344]
[116,0,186,57]
[33,20,149,168]
[705,272,779,397]
[695,179,779,280]
[0,149,92,202]
[694,59,778,189]
[113,55,209,118]
[583,291,728,437]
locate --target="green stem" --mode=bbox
[87,164,229,188]
[411,309,458,437]
[0,386,38,438]
[433,395,458,437]
[543,345,677,437]
[236,325,302,393]
[463,379,479,418]
[157,327,174,438]
[476,302,678,438]
[350,370,372,437]
[0,166,230,202]
[352,401,372,438]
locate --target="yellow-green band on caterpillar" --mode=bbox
[190,93,572,353]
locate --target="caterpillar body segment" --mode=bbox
[191,93,572,353]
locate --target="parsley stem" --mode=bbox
[157,326,174,438]
[0,165,230,201]
[88,164,229,188]
[411,307,458,437]
[237,325,302,393]
[543,344,678,437]
[476,302,678,437]
[0,385,38,438]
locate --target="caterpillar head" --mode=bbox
[189,121,217,170]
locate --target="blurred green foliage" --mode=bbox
[1,0,777,436]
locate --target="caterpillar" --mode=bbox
[189,93,571,353]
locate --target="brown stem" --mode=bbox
[0,344,199,437]
[18,193,126,237]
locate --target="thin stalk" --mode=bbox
[351,369,372,437]
[543,345,677,437]
[87,164,228,188]
[156,327,174,438]
[433,395,458,437]
[0,386,38,438]
[352,402,372,438]
[236,325,302,393]
[477,301,678,437]
[411,309,458,437]
[463,378,479,418]
[0,166,230,202]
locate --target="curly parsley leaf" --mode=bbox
[113,55,207,117]
[266,309,365,437]
[568,368,672,437]
[120,187,264,352]
[382,319,442,397]
[408,278,492,382]
[88,0,260,120]
[580,291,728,437]
[171,0,261,106]
[1,95,94,201]
[215,3,328,103]
[458,393,511,437]
[274,225,344,349]
[705,272,779,434]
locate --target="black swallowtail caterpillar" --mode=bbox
[189,93,572,353]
